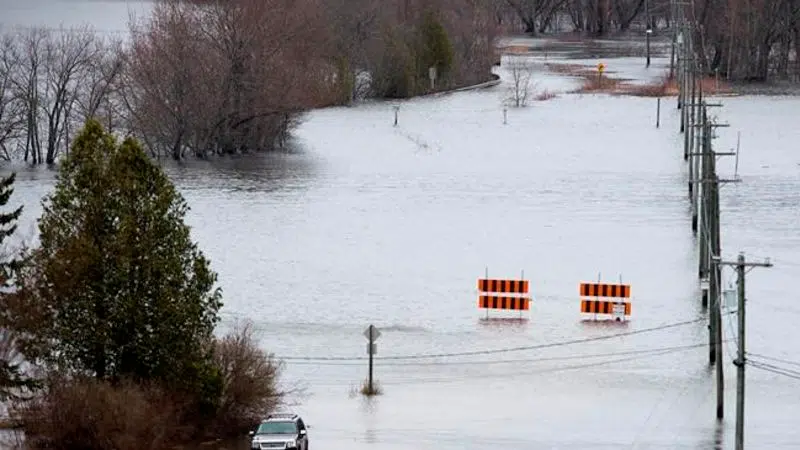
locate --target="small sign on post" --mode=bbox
[597,62,605,87]
[364,324,380,394]
[428,66,437,91]
[363,325,381,342]
[612,303,626,321]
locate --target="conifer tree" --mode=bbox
[6,120,222,404]
[0,172,36,401]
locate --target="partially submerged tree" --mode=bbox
[5,120,223,402]
[506,57,536,107]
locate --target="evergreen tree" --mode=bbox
[419,11,454,84]
[6,120,223,400]
[0,173,22,286]
[0,172,36,401]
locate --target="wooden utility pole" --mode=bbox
[710,154,723,419]
[645,0,651,67]
[669,0,677,79]
[714,253,773,449]
[698,107,709,283]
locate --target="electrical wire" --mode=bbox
[748,360,800,377]
[284,342,709,366]
[747,352,800,368]
[747,360,800,381]
[275,317,705,361]
[378,344,702,386]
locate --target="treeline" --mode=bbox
[0,120,284,449]
[0,0,498,164]
[692,0,800,81]
[494,0,672,36]
[496,0,800,83]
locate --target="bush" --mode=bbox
[10,321,285,449]
[210,320,284,437]
[13,376,185,450]
[358,379,383,397]
[535,90,558,101]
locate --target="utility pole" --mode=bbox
[669,0,677,79]
[713,253,773,450]
[645,0,651,67]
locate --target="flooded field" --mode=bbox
[2,2,800,449]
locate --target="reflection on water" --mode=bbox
[477,317,530,328]
[160,144,319,194]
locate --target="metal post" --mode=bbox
[368,324,374,393]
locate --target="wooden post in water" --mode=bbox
[363,324,380,394]
[656,97,661,128]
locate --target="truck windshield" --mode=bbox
[256,421,297,435]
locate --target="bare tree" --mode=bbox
[506,56,536,106]
[74,37,125,133]
[506,0,569,34]
[13,29,46,164]
[125,0,202,160]
[124,0,330,159]
[0,35,24,161]
[40,28,98,164]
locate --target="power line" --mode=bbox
[747,360,800,381]
[747,352,800,368]
[285,342,711,366]
[308,346,698,388]
[276,317,706,361]
[379,345,702,386]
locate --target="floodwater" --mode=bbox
[3,3,800,450]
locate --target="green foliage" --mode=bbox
[0,172,37,401]
[8,119,222,394]
[417,11,454,86]
[370,13,456,98]
[0,173,23,287]
[0,358,39,402]
[334,56,356,105]
[376,27,419,99]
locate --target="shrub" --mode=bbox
[210,320,284,437]
[535,90,558,101]
[13,376,185,450]
[359,379,383,397]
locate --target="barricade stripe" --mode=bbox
[478,295,531,310]
[579,282,632,298]
[478,279,530,294]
